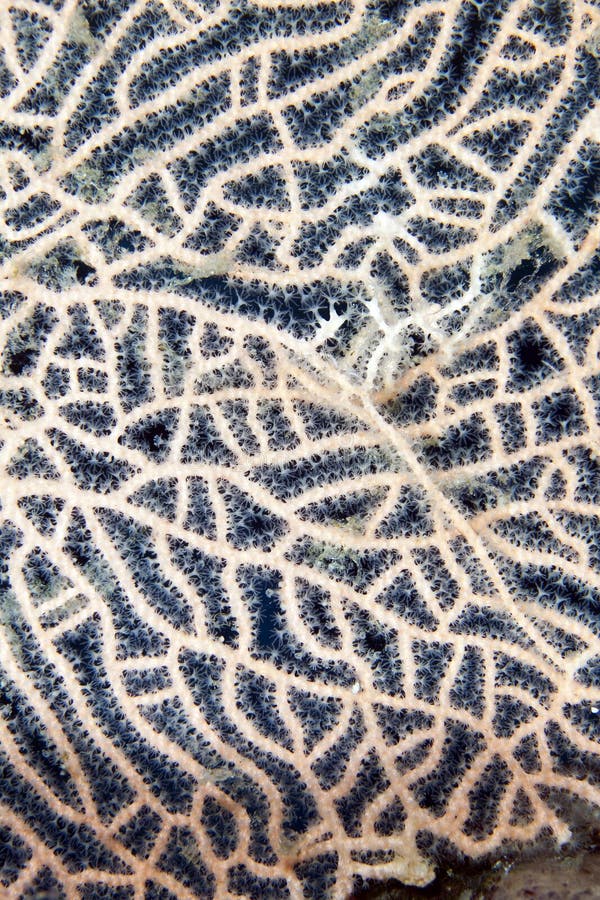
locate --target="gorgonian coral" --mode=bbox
[0,0,599,896]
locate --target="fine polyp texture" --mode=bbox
[0,0,599,897]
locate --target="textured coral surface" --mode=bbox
[0,0,599,897]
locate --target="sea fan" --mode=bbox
[0,0,599,897]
